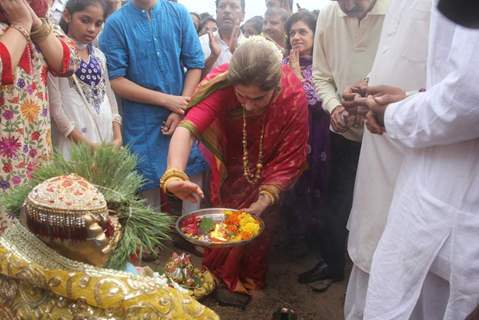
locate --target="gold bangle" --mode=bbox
[162,168,189,181]
[160,168,189,194]
[259,190,276,206]
[161,176,183,195]
[10,25,31,42]
[259,185,280,203]
[30,18,52,43]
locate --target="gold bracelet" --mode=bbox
[30,18,52,43]
[161,176,183,194]
[10,25,31,42]
[160,168,189,194]
[259,185,280,204]
[259,190,276,206]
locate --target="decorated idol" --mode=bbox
[0,145,218,320]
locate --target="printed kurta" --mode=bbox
[181,64,309,292]
[0,24,78,234]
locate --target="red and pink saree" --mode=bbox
[180,63,309,293]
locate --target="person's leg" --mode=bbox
[204,246,252,308]
[299,133,360,284]
[344,265,370,320]
[410,272,449,319]
[141,188,163,212]
[327,134,360,275]
[138,188,164,261]
[280,178,312,256]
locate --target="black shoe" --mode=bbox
[310,278,340,293]
[297,261,325,283]
[297,262,343,284]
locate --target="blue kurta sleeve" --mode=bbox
[99,17,128,80]
[178,5,205,70]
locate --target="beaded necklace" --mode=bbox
[240,86,279,185]
[242,108,266,185]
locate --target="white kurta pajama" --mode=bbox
[345,0,431,318]
[364,5,479,320]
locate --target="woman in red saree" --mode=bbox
[162,37,308,306]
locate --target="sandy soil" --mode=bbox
[151,237,348,320]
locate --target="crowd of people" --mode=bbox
[0,0,477,318]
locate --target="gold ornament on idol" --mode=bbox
[242,108,266,185]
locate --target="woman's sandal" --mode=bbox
[214,287,251,310]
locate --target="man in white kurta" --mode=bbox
[305,0,388,290]
[344,0,431,318]
[363,4,479,319]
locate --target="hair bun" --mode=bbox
[238,35,283,65]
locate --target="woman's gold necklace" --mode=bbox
[242,108,266,185]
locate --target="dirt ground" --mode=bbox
[151,232,348,320]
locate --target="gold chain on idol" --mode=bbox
[242,108,266,185]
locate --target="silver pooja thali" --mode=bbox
[176,208,265,248]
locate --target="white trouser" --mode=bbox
[181,174,203,214]
[345,264,450,320]
[141,174,203,215]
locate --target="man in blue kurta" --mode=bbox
[99,0,206,206]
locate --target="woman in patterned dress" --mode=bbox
[49,0,122,158]
[0,0,79,233]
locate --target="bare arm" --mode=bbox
[167,127,194,170]
[201,31,221,78]
[35,33,65,73]
[112,121,122,147]
[0,0,32,71]
[182,68,202,96]
[0,28,29,69]
[20,2,68,74]
[32,23,65,73]
[164,127,204,202]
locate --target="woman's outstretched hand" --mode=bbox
[166,179,204,203]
